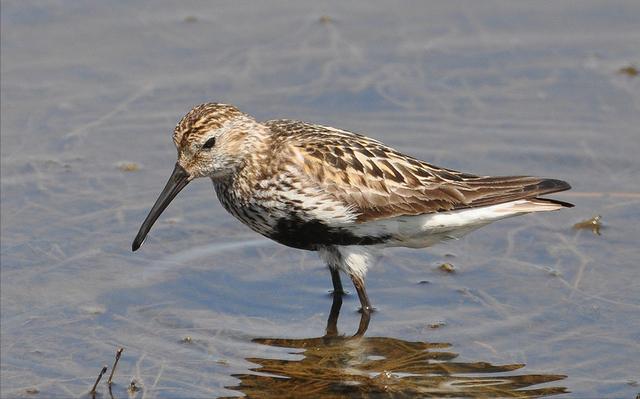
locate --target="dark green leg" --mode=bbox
[330,267,345,296]
[350,273,372,314]
[325,291,342,337]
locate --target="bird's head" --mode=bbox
[173,103,261,180]
[132,103,264,251]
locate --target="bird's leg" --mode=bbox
[354,307,371,338]
[348,273,372,337]
[326,275,371,338]
[349,273,373,315]
[325,290,343,338]
[329,266,345,297]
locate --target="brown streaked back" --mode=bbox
[265,119,573,223]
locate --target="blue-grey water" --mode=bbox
[2,1,640,398]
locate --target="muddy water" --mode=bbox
[2,1,639,398]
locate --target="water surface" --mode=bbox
[2,1,640,398]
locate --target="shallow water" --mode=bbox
[2,1,640,398]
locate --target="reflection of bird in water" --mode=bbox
[132,103,573,318]
[222,296,567,398]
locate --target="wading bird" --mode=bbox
[132,103,572,329]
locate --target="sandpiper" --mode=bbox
[133,103,573,317]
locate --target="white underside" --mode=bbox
[318,245,378,279]
[322,198,564,278]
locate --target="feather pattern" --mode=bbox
[264,119,571,225]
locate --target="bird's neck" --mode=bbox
[215,123,275,201]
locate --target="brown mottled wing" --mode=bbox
[266,120,571,223]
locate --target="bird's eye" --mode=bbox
[202,137,216,149]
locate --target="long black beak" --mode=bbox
[132,163,190,251]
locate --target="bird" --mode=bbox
[132,102,573,320]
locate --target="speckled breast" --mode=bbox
[214,180,388,251]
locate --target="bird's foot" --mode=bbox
[357,305,376,315]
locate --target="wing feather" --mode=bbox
[266,120,572,223]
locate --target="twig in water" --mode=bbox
[90,365,108,395]
[108,348,124,385]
